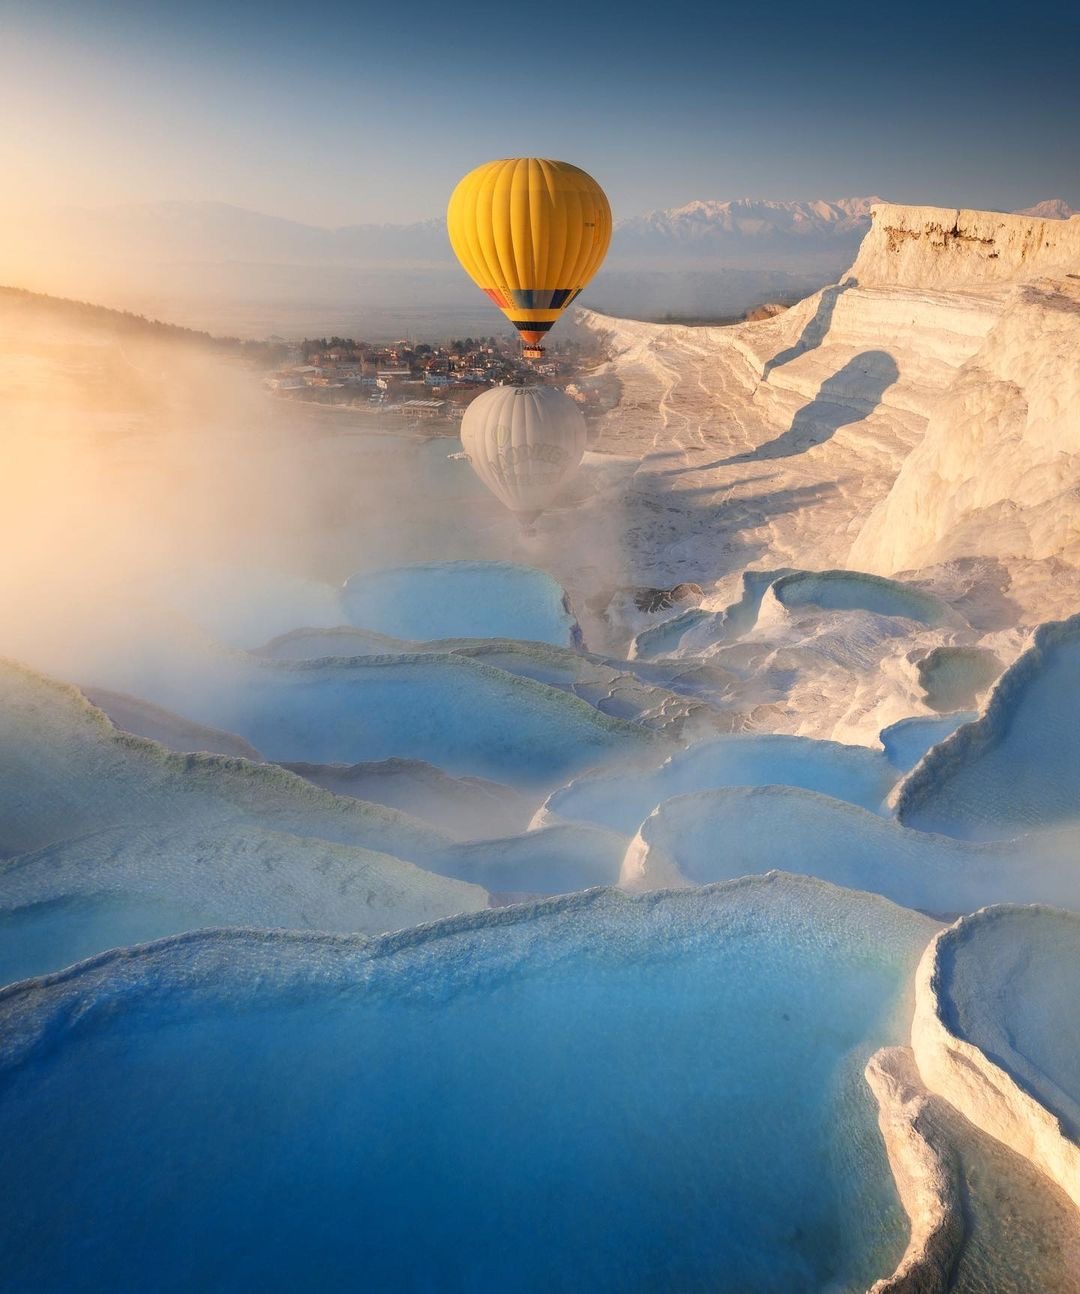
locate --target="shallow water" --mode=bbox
[216,656,660,785]
[879,712,976,772]
[547,734,896,833]
[901,627,1080,837]
[0,883,923,1292]
[772,570,952,626]
[0,893,210,985]
[342,561,579,646]
[939,908,1080,1137]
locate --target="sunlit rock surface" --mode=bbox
[575,204,1080,647]
[626,565,978,746]
[630,568,793,659]
[540,733,897,834]
[913,906,1080,1209]
[851,280,1080,580]
[863,1046,963,1293]
[0,876,936,1293]
[898,614,1080,838]
[342,560,583,647]
[621,785,1080,916]
[866,1045,1080,1293]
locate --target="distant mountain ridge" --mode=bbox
[10,195,1072,339]
[11,196,1077,282]
[1014,198,1075,220]
[613,196,883,250]
[43,200,450,263]
[23,196,886,268]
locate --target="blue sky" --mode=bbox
[3,0,1078,223]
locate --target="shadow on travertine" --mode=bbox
[640,480,839,582]
[721,349,900,465]
[761,276,858,377]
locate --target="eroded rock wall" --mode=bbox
[850,204,1080,291]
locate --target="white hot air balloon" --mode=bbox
[460,385,587,528]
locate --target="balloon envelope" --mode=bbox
[460,386,587,524]
[447,159,612,350]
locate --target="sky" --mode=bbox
[3,0,1078,225]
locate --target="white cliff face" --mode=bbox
[849,204,1080,290]
[612,196,881,254]
[582,205,1080,595]
[575,214,1009,607]
[850,280,1080,576]
[567,201,1080,743]
[799,207,1080,590]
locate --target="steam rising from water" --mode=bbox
[0,302,637,757]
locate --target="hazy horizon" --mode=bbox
[0,193,883,339]
[2,189,1072,340]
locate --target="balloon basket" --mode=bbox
[514,509,543,539]
[522,345,545,361]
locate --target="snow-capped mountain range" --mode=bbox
[613,196,883,249]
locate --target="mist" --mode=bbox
[0,293,638,757]
[0,200,849,338]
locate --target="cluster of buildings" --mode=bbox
[263,337,578,421]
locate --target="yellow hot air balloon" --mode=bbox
[447,158,612,359]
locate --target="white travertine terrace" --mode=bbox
[0,660,489,973]
[619,784,1080,915]
[864,1047,962,1294]
[574,203,1080,671]
[895,612,1080,838]
[912,906,1080,1209]
[0,876,938,1291]
[866,1041,1080,1293]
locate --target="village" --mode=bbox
[263,331,609,424]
